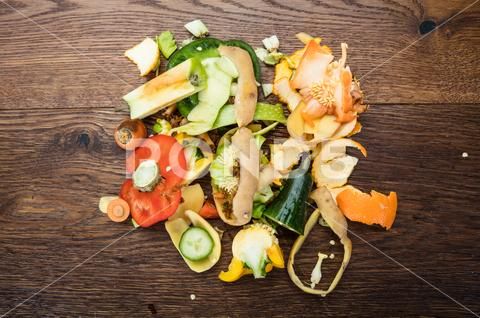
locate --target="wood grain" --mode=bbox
[0,0,479,317]
[0,0,479,109]
[0,103,479,317]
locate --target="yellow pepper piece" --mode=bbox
[273,59,293,86]
[242,268,253,276]
[220,258,276,282]
[266,263,273,272]
[286,49,305,69]
[267,244,285,268]
[219,257,245,283]
[242,263,273,277]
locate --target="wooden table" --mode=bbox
[1,0,479,317]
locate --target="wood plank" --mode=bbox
[0,0,479,110]
[0,104,479,316]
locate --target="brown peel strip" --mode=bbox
[287,186,352,296]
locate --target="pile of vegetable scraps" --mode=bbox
[99,20,398,295]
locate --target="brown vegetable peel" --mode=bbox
[231,127,259,225]
[287,186,352,296]
[218,46,258,127]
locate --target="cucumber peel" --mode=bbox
[180,226,214,261]
[167,38,262,116]
[212,103,286,130]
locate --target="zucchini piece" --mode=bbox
[263,157,313,235]
[179,226,214,261]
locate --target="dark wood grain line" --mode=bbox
[0,102,479,316]
[1,0,480,317]
[0,0,479,108]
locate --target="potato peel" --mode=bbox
[287,187,352,296]
[317,138,367,163]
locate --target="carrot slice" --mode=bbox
[336,187,397,230]
[107,198,130,223]
[198,201,219,219]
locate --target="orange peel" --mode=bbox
[336,187,398,230]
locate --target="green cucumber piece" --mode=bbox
[168,38,223,117]
[167,38,262,116]
[179,226,214,261]
[167,38,222,68]
[263,158,313,235]
[212,103,286,130]
[174,57,234,135]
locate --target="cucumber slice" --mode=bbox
[132,159,159,192]
[179,226,214,261]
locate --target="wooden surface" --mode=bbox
[1,0,479,317]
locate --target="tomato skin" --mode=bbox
[121,134,187,227]
[120,180,181,227]
[126,134,187,186]
[198,201,219,219]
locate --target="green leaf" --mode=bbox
[157,31,177,59]
[252,203,266,219]
[264,52,284,65]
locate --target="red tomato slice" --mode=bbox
[198,201,219,219]
[120,179,182,227]
[121,134,187,227]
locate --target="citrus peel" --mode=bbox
[336,187,398,230]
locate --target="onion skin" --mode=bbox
[114,119,147,150]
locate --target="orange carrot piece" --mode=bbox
[107,198,130,223]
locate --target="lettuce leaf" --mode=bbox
[157,31,177,58]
